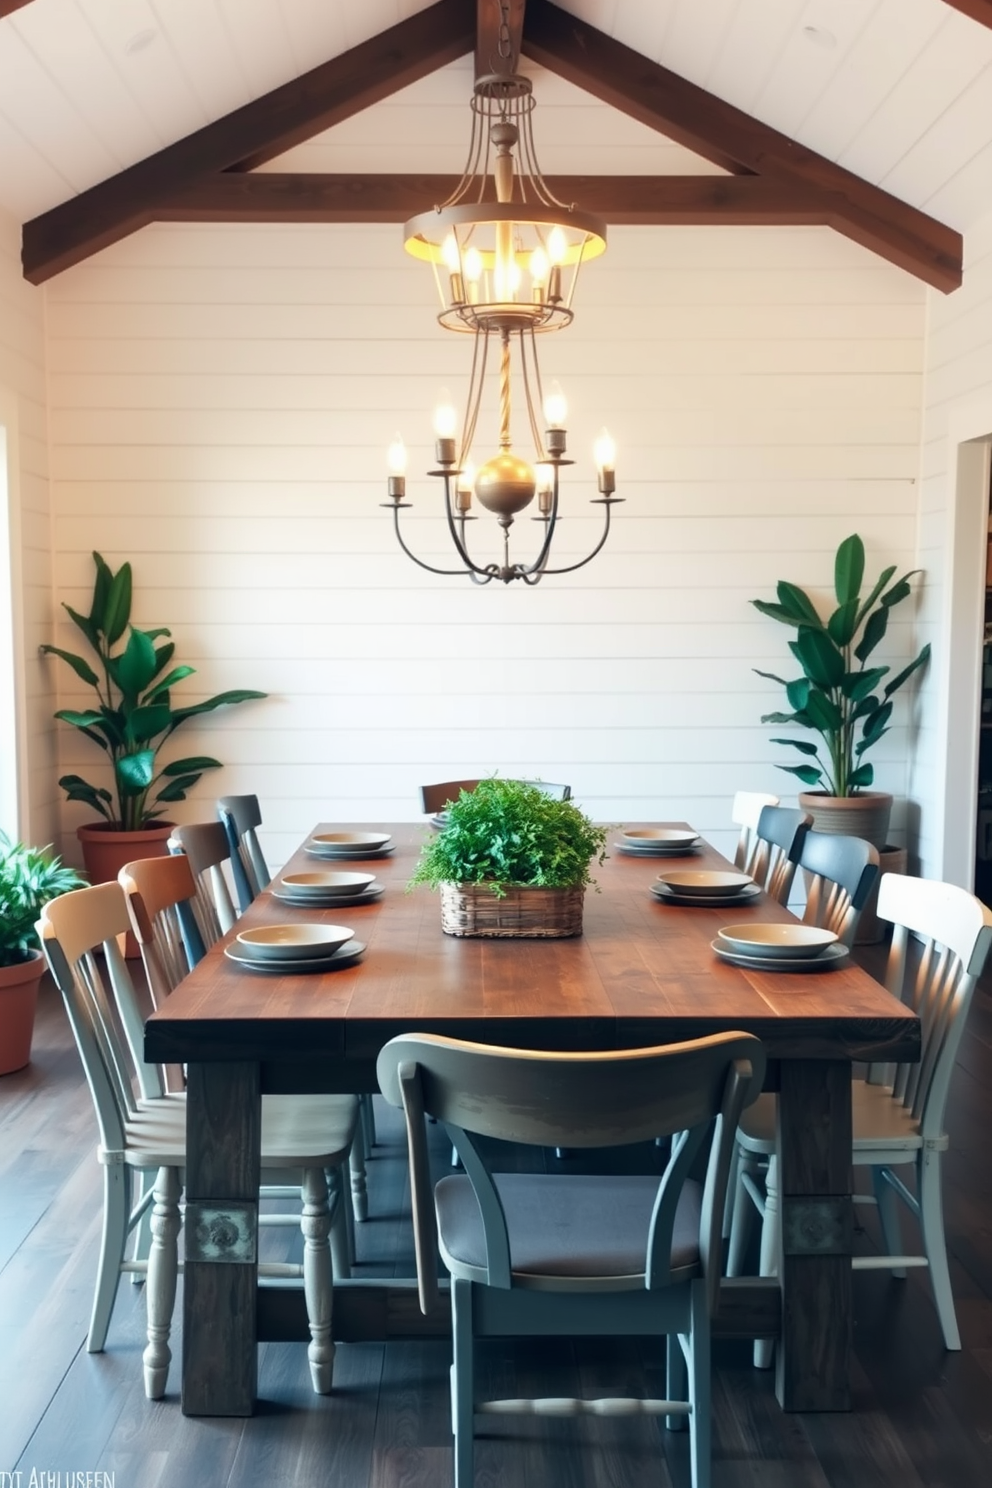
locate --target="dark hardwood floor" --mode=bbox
[2,953,992,1488]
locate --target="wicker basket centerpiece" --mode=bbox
[409,778,607,940]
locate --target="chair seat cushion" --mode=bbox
[435,1172,701,1282]
[736,1082,923,1156]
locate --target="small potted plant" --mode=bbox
[751,532,930,849]
[0,832,86,1074]
[41,551,266,884]
[409,777,607,937]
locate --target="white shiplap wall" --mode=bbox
[0,206,57,845]
[43,219,926,873]
[914,208,992,885]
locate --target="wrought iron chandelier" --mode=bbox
[383,7,621,586]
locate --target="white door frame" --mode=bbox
[0,385,28,837]
[937,401,992,888]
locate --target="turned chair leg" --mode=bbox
[143,1165,181,1400]
[301,1166,335,1393]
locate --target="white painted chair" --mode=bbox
[38,881,358,1400]
[731,791,779,875]
[119,851,369,1228]
[727,873,992,1363]
[217,793,271,913]
[377,1029,766,1488]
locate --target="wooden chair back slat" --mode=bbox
[217,794,271,910]
[731,790,780,875]
[168,822,238,937]
[795,830,879,947]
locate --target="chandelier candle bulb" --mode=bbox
[595,428,617,494]
[386,435,407,500]
[536,465,555,515]
[442,233,465,305]
[433,396,458,466]
[456,464,475,513]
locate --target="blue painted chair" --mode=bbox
[377,1029,766,1488]
[217,793,272,912]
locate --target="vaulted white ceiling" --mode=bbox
[2,0,992,254]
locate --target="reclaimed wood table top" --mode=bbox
[145,822,920,1070]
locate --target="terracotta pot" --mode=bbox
[76,821,175,956]
[797,791,893,852]
[0,950,46,1075]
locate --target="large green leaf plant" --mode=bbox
[41,552,266,831]
[752,533,930,797]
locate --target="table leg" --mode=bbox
[182,1061,261,1416]
[775,1058,853,1412]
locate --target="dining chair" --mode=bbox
[377,1028,766,1488]
[794,828,880,946]
[120,850,369,1226]
[749,804,813,903]
[726,872,992,1364]
[37,881,358,1400]
[420,778,572,814]
[730,790,779,875]
[167,820,239,941]
[217,793,271,913]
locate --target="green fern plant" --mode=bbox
[0,833,86,967]
[409,778,607,898]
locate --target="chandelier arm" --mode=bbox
[390,506,482,578]
[441,473,499,579]
[444,95,487,209]
[534,500,619,576]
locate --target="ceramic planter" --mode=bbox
[797,790,893,852]
[0,949,46,1075]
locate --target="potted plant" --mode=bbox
[409,777,607,937]
[41,551,266,884]
[751,532,930,849]
[0,832,86,1074]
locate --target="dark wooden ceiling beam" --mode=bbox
[476,0,525,77]
[21,0,474,285]
[942,1,992,25]
[0,2,35,16]
[155,170,836,226]
[522,0,961,291]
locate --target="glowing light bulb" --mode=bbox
[455,461,475,513]
[441,233,460,272]
[543,382,567,429]
[386,434,407,476]
[536,462,555,515]
[530,246,549,287]
[464,246,483,282]
[594,428,616,472]
[548,225,567,265]
[433,395,457,441]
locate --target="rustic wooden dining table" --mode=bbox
[144,822,921,1420]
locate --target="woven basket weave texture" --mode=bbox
[439,881,585,938]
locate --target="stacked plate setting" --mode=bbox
[616,828,701,857]
[225,923,366,974]
[711,922,847,972]
[306,830,394,861]
[652,868,760,908]
[273,869,383,909]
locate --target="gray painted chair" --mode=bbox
[38,881,356,1400]
[217,793,271,913]
[750,803,813,903]
[727,873,991,1364]
[794,827,880,946]
[377,1029,766,1488]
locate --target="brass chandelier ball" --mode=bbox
[474,452,537,515]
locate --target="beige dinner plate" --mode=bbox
[280,870,376,895]
[716,923,837,959]
[711,939,849,973]
[235,923,354,961]
[224,939,366,974]
[309,831,392,851]
[621,828,700,848]
[656,869,753,896]
[272,884,383,909]
[651,882,761,908]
